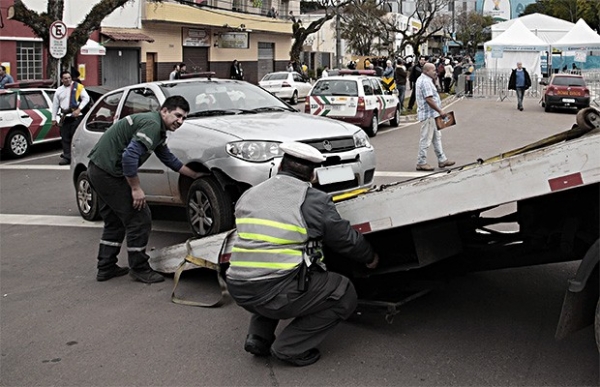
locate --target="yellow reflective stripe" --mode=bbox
[232,247,303,256]
[238,232,301,245]
[237,218,307,235]
[229,261,299,269]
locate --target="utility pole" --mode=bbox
[336,1,342,69]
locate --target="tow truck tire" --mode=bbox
[366,111,378,137]
[595,298,600,353]
[576,107,600,130]
[186,177,234,238]
[290,91,298,105]
[76,171,100,221]
[390,106,400,127]
[5,129,30,158]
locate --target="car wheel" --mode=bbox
[290,91,298,105]
[5,129,29,158]
[76,171,100,221]
[366,111,378,137]
[186,177,234,237]
[390,106,400,127]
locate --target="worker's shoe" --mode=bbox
[271,348,321,367]
[129,268,165,283]
[96,265,129,281]
[58,158,70,165]
[244,334,273,357]
[416,163,434,171]
[438,160,456,168]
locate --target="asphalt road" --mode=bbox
[1,96,598,386]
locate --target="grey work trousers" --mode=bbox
[88,162,153,272]
[233,271,357,357]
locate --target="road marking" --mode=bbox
[0,214,189,234]
[375,171,430,178]
[0,165,69,170]
[2,152,61,165]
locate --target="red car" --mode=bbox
[542,74,590,112]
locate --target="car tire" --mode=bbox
[186,177,234,237]
[366,111,378,137]
[5,129,29,158]
[390,106,400,127]
[290,91,298,105]
[76,171,100,221]
[544,98,551,112]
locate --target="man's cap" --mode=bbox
[279,142,325,164]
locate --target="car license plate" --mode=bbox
[325,105,342,111]
[316,165,354,185]
[562,98,575,103]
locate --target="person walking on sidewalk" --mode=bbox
[87,96,203,283]
[415,63,455,172]
[407,56,426,110]
[508,62,531,111]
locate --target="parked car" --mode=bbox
[542,74,590,112]
[0,88,60,158]
[259,71,312,104]
[71,76,376,237]
[305,70,401,137]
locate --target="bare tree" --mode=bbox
[9,0,162,84]
[338,0,388,56]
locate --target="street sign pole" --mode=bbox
[49,20,68,84]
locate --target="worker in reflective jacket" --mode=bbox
[226,141,379,367]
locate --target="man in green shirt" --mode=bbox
[88,96,202,283]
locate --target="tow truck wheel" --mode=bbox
[576,107,600,130]
[5,129,29,158]
[76,171,100,221]
[366,111,378,137]
[186,177,234,238]
[390,106,400,127]
[595,298,600,353]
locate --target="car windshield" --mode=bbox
[261,73,289,81]
[160,81,293,115]
[552,76,586,87]
[311,80,359,96]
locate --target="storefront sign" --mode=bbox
[183,28,210,47]
[219,32,249,49]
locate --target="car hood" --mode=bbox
[181,111,360,140]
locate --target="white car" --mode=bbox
[259,71,313,104]
[305,70,400,137]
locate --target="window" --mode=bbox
[86,91,123,132]
[121,88,160,118]
[20,91,48,110]
[0,93,17,111]
[362,80,374,96]
[16,41,43,80]
[370,79,383,95]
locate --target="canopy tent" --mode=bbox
[80,39,106,55]
[484,19,549,77]
[552,19,600,51]
[491,13,575,44]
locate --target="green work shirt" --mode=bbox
[88,111,167,177]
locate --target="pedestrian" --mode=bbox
[382,60,395,92]
[87,96,202,283]
[169,64,180,80]
[0,65,15,89]
[230,59,241,79]
[508,62,531,111]
[415,63,455,172]
[464,60,475,97]
[436,59,445,91]
[179,63,187,78]
[51,70,90,165]
[226,141,379,367]
[289,10,296,23]
[237,62,244,80]
[443,59,453,93]
[321,66,329,78]
[395,59,407,110]
[407,56,426,110]
[450,61,463,94]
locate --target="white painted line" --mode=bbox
[0,165,69,170]
[0,214,189,234]
[2,152,61,165]
[375,171,431,178]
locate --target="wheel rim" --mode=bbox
[188,190,214,236]
[77,178,93,215]
[10,133,28,156]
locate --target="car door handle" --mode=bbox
[21,114,30,119]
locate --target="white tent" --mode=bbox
[484,19,549,77]
[491,13,575,44]
[80,39,106,55]
[552,19,600,51]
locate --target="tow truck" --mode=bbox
[149,107,600,348]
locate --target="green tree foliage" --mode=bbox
[522,0,600,30]
[454,11,494,54]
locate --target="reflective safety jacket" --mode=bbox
[227,175,312,282]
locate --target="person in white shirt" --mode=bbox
[321,66,328,78]
[51,71,90,165]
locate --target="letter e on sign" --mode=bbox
[50,20,68,59]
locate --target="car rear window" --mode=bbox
[311,80,359,97]
[262,73,288,81]
[552,76,586,87]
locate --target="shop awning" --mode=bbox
[101,31,155,43]
[80,39,106,55]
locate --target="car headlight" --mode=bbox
[353,130,372,148]
[226,141,283,162]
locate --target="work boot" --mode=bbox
[438,160,456,168]
[96,265,129,281]
[416,163,434,171]
[271,348,321,367]
[129,268,165,283]
[244,334,273,357]
[58,158,70,165]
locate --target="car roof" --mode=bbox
[551,74,584,79]
[103,77,240,92]
[0,88,54,94]
[316,75,378,81]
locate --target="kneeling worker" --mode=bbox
[226,142,379,367]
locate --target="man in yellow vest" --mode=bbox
[226,142,379,367]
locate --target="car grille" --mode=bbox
[303,137,355,154]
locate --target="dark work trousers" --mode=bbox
[60,117,81,160]
[231,271,357,357]
[444,78,452,93]
[88,162,153,272]
[407,83,417,110]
